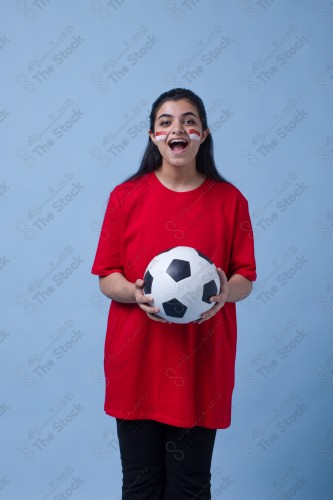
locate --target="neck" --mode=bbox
[155,163,206,192]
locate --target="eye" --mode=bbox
[159,120,171,126]
[184,119,195,125]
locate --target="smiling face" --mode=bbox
[149,99,209,171]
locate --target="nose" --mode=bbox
[171,119,185,135]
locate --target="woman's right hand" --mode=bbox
[134,279,168,323]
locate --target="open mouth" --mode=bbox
[168,139,188,154]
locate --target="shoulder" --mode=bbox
[109,173,153,203]
[211,180,249,205]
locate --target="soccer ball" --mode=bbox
[143,246,221,324]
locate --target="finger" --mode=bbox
[138,294,154,305]
[197,310,216,324]
[135,278,144,289]
[146,312,168,323]
[209,292,228,304]
[206,302,219,314]
[139,301,159,313]
[196,315,211,325]
[208,290,226,304]
[196,301,225,324]
[206,269,225,303]
[217,268,228,286]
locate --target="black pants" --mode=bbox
[116,418,217,499]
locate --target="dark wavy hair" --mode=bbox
[125,88,228,182]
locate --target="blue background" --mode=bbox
[1,1,332,498]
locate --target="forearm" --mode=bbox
[99,272,137,303]
[226,274,253,303]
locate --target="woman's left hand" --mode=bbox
[195,268,229,324]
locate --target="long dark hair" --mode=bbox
[125,88,228,183]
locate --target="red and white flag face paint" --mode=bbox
[155,131,168,141]
[155,129,201,142]
[188,129,201,141]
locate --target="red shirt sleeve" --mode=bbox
[91,188,124,277]
[227,193,257,281]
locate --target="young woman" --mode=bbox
[91,88,257,499]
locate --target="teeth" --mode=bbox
[169,139,187,144]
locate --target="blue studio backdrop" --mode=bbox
[1,1,332,499]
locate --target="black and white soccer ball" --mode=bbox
[143,246,221,324]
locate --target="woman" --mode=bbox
[91,88,257,499]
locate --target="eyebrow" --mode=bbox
[157,111,198,120]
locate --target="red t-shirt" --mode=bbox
[91,171,256,429]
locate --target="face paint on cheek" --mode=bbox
[155,131,168,141]
[188,129,201,141]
